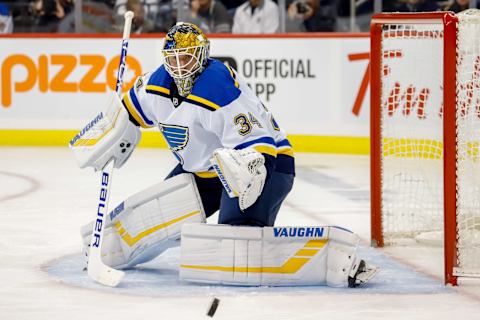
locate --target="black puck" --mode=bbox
[207,297,220,317]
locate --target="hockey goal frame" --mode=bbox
[370,12,459,285]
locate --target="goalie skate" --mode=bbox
[348,260,379,288]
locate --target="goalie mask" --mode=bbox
[162,22,210,97]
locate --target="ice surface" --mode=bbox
[1,147,479,320]
[44,246,450,296]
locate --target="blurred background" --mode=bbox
[0,0,478,35]
[2,0,478,154]
[2,0,479,153]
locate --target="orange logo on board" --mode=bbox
[1,54,142,108]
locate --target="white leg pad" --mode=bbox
[81,173,205,269]
[326,227,360,287]
[180,224,361,287]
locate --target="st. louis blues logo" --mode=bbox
[159,123,189,164]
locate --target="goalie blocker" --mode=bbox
[180,224,378,287]
[69,91,141,171]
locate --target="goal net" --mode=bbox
[370,10,480,285]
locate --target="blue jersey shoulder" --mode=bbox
[145,65,172,98]
[186,59,241,111]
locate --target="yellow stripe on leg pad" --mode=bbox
[180,239,328,274]
[295,249,319,257]
[114,210,201,247]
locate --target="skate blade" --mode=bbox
[356,265,379,285]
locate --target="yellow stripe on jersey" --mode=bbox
[227,66,239,88]
[253,145,277,157]
[145,85,170,95]
[194,171,218,178]
[277,147,294,157]
[122,93,152,129]
[187,94,222,110]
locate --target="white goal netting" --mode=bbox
[379,10,480,276]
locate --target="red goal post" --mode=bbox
[370,11,480,286]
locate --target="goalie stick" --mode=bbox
[86,11,134,287]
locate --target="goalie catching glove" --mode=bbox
[69,91,141,171]
[211,148,267,211]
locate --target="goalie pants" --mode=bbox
[166,164,294,227]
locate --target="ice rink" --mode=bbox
[1,147,480,319]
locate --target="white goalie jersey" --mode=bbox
[121,59,294,176]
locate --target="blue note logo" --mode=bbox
[159,123,189,164]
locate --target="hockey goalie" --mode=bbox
[71,22,378,288]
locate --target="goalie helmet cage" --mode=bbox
[370,10,480,286]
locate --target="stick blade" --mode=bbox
[87,255,125,287]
